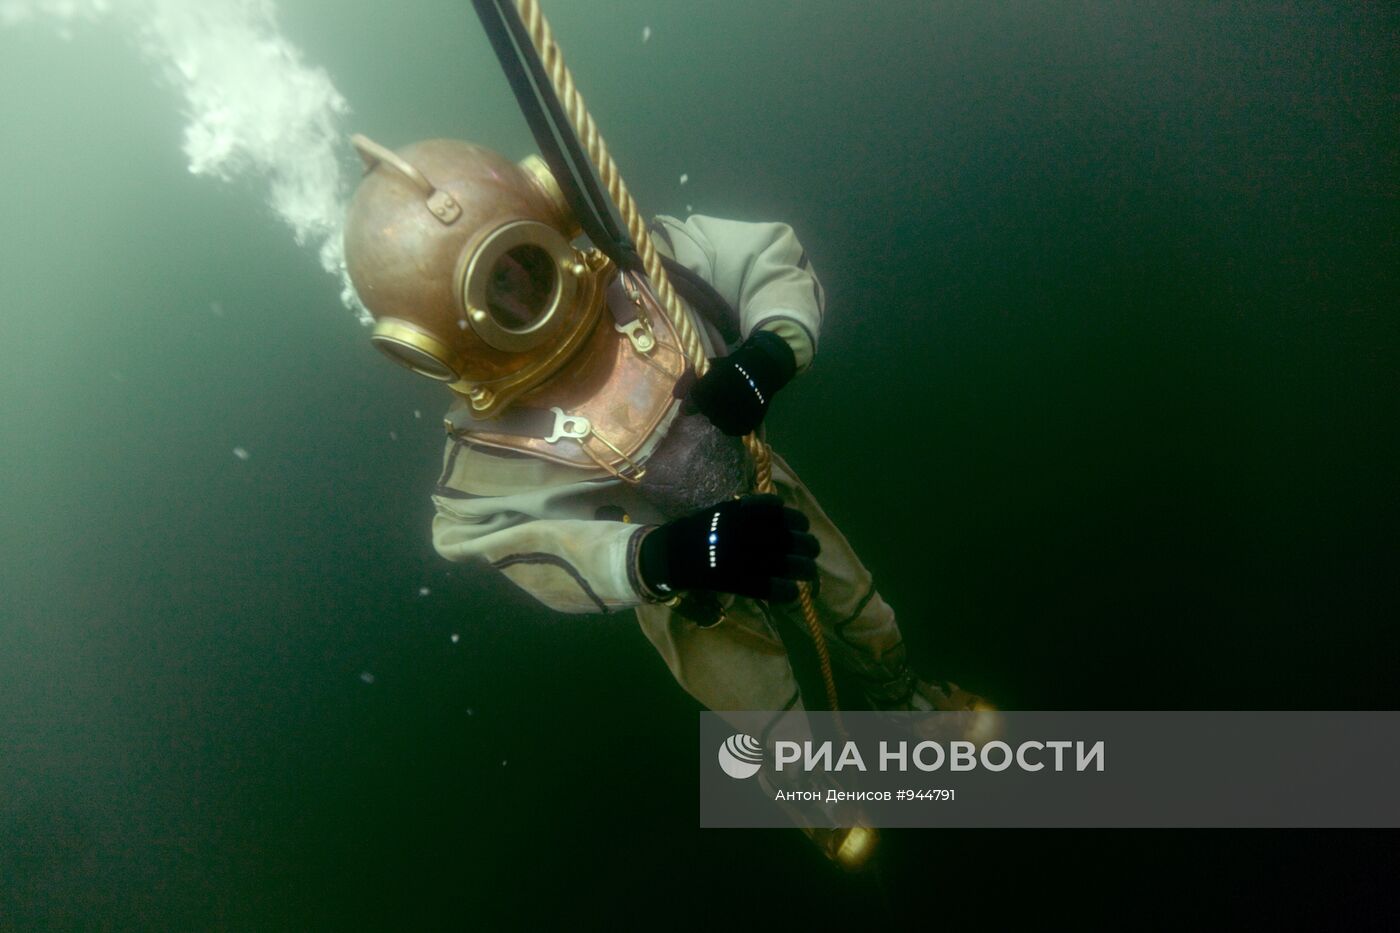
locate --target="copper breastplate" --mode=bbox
[450,268,688,476]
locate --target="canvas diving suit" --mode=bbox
[428,213,914,712]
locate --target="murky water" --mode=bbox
[1,1,1395,926]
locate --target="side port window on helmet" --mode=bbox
[381,341,456,381]
[486,243,556,331]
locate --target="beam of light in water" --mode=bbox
[2,0,371,322]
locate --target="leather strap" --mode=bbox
[445,404,558,439]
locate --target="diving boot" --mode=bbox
[760,769,881,871]
[803,825,880,871]
[906,678,1003,746]
[864,669,1003,746]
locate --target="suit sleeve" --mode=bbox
[430,439,652,615]
[652,214,827,372]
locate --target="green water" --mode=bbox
[2,1,1396,927]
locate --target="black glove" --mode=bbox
[684,329,797,436]
[638,494,819,603]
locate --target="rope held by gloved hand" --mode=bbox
[513,0,841,714]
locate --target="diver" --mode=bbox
[341,135,988,866]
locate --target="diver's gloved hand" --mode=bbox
[684,329,797,436]
[638,494,819,603]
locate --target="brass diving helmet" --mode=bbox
[343,135,605,417]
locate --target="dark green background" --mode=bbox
[2,1,1395,927]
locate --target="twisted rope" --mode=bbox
[516,0,838,714]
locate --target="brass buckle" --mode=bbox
[545,407,647,484]
[615,271,657,354]
[544,407,591,443]
[614,318,656,354]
